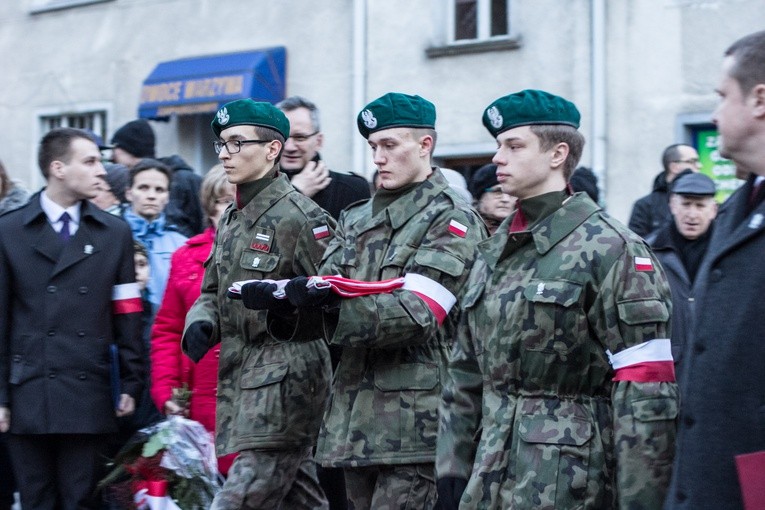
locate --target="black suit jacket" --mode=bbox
[0,193,144,434]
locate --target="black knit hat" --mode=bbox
[110,120,156,158]
[469,164,499,200]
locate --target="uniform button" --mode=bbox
[78,331,85,337]
[47,330,55,337]
[687,297,694,303]
[78,372,87,380]
[78,287,88,294]
[684,415,695,427]
[12,355,21,362]
[48,373,56,379]
[677,491,687,502]
[47,285,57,293]
[694,343,705,354]
[710,269,723,282]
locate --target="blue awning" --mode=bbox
[138,47,286,119]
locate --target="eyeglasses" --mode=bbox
[213,139,271,154]
[673,158,701,165]
[288,131,319,143]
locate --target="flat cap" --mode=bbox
[357,93,436,139]
[671,172,716,196]
[482,89,580,138]
[211,99,290,139]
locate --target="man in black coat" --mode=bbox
[646,172,717,383]
[277,96,370,220]
[109,119,204,237]
[0,128,144,509]
[664,30,765,510]
[628,143,701,238]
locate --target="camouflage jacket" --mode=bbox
[314,168,487,468]
[437,193,678,509]
[185,173,335,456]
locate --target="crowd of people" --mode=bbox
[1,29,764,510]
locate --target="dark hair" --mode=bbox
[128,158,173,188]
[530,124,585,180]
[37,128,97,179]
[725,30,765,95]
[133,239,148,260]
[661,144,692,173]
[0,160,10,198]
[276,96,321,131]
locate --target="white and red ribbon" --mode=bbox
[112,283,142,315]
[607,338,675,382]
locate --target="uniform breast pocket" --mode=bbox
[521,279,586,355]
[239,250,280,278]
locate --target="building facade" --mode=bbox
[0,0,760,222]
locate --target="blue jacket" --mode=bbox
[123,209,187,307]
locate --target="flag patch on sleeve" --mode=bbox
[313,225,330,240]
[448,219,468,238]
[634,256,654,272]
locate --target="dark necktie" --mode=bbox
[59,212,71,242]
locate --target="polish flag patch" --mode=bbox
[634,256,654,272]
[448,219,468,238]
[112,282,142,315]
[313,225,330,240]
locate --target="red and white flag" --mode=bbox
[313,225,330,240]
[448,219,468,238]
[634,256,654,272]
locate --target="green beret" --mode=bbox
[482,89,580,138]
[357,93,436,139]
[211,99,290,139]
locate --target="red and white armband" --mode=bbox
[607,338,676,382]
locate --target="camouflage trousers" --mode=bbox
[344,463,437,510]
[211,447,328,510]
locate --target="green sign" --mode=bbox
[696,129,742,203]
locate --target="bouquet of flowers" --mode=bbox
[99,416,221,509]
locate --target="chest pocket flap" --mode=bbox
[240,250,280,273]
[413,248,465,278]
[241,362,289,389]
[617,299,669,325]
[523,279,583,307]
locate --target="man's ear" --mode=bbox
[419,134,434,159]
[550,142,570,170]
[751,83,765,119]
[49,160,65,179]
[267,140,283,161]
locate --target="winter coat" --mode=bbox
[629,171,672,238]
[664,178,765,510]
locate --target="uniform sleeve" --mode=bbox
[183,242,221,347]
[112,226,145,400]
[591,240,678,509]
[437,297,484,480]
[150,250,190,412]
[325,209,486,349]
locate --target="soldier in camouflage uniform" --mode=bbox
[181,99,335,509]
[250,93,487,509]
[436,90,679,510]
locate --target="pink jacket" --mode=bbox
[150,227,234,474]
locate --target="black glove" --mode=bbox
[435,477,468,510]
[239,281,295,316]
[182,321,213,363]
[284,276,338,308]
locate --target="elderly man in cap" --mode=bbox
[242,92,486,508]
[436,89,678,509]
[646,172,717,384]
[181,99,335,509]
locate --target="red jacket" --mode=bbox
[150,227,234,475]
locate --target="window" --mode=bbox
[426,0,519,58]
[453,0,510,42]
[40,110,108,143]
